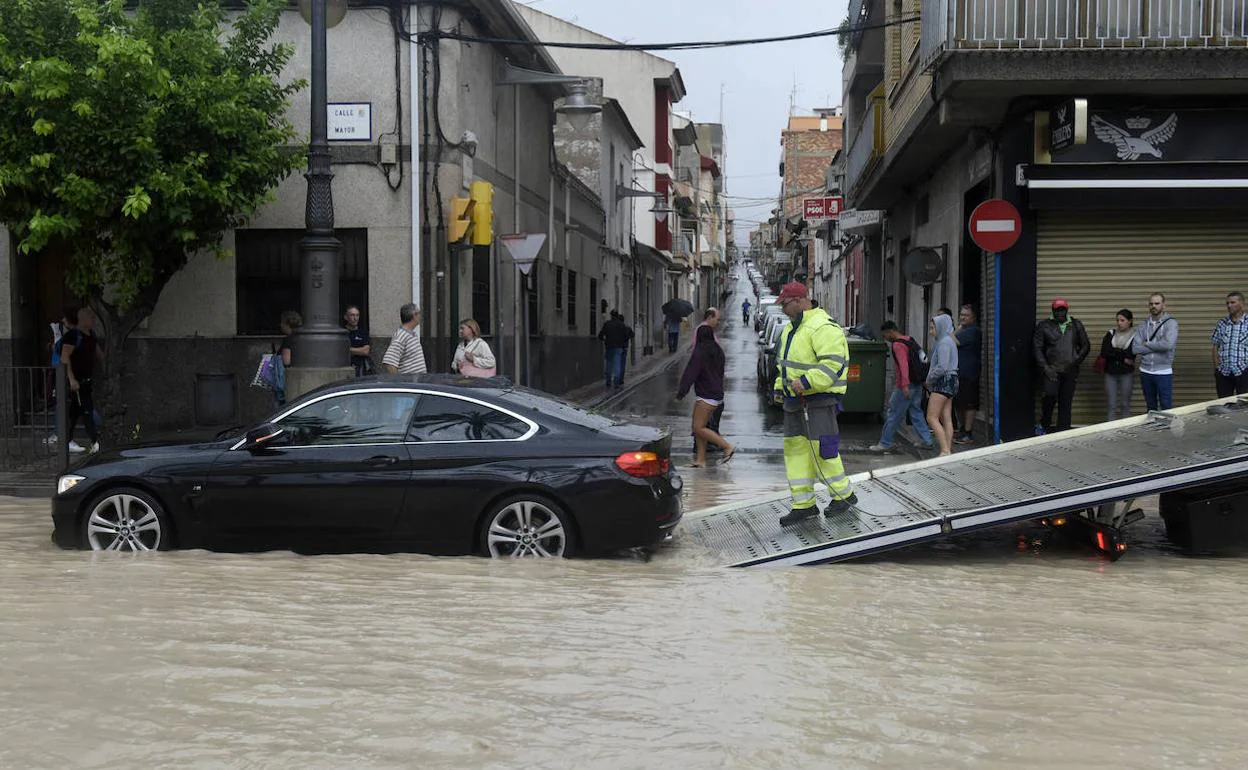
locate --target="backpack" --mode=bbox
[901,337,929,384]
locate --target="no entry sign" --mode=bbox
[968,199,1022,253]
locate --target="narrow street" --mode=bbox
[602,279,907,512]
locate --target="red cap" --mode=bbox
[777,281,809,302]
[1051,297,1069,309]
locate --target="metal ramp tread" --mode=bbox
[683,398,1248,567]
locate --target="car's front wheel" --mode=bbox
[483,495,574,558]
[82,487,173,552]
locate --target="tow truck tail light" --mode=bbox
[615,451,669,478]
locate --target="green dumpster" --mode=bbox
[842,337,888,417]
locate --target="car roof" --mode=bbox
[301,373,517,400]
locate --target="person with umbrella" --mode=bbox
[662,298,694,354]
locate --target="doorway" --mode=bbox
[961,181,990,316]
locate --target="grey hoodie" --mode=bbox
[1133,312,1179,373]
[928,314,959,382]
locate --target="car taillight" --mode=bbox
[615,451,669,478]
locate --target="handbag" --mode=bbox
[251,353,277,390]
[460,362,497,378]
[1094,355,1107,375]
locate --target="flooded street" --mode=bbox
[4,297,1248,768]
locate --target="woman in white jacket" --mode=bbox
[451,318,497,377]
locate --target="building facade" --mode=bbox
[2,0,616,434]
[843,0,1248,440]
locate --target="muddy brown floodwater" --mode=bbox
[2,492,1248,769]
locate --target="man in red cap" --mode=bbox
[1032,297,1090,433]
[772,281,857,526]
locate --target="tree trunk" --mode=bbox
[90,298,151,446]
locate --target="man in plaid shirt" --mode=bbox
[1212,291,1248,397]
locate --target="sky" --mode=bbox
[513,0,851,247]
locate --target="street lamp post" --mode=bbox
[290,0,351,395]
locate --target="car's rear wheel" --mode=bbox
[483,495,574,558]
[82,487,172,552]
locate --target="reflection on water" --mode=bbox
[3,490,1248,769]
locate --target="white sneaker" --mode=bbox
[89,442,101,454]
[868,443,895,454]
[68,440,86,454]
[43,434,58,445]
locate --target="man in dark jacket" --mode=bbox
[1033,297,1090,433]
[598,311,633,389]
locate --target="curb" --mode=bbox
[580,354,685,411]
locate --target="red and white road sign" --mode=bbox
[968,199,1022,253]
[802,196,844,221]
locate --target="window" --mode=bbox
[555,265,564,311]
[279,392,418,446]
[472,245,492,335]
[406,394,530,442]
[589,278,599,336]
[568,269,578,329]
[236,229,368,335]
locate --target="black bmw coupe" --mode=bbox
[52,375,682,557]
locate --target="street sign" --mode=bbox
[500,233,546,276]
[968,199,1022,253]
[802,196,844,222]
[328,103,372,142]
[1049,98,1088,153]
[773,249,794,265]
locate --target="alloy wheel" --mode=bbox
[86,493,163,552]
[486,500,567,558]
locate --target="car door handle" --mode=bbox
[363,456,398,467]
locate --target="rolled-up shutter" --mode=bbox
[1035,211,1248,426]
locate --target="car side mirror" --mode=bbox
[243,423,286,451]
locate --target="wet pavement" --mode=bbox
[4,279,1248,767]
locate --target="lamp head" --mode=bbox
[556,82,601,132]
[299,0,348,28]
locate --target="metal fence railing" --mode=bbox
[923,0,1248,64]
[0,366,68,474]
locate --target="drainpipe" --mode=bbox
[408,7,421,312]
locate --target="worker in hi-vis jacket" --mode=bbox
[771,281,858,526]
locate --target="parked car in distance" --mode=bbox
[757,319,791,401]
[52,375,682,559]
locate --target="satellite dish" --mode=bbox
[903,247,946,286]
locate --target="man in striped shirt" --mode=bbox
[382,303,428,375]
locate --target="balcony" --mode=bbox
[845,96,885,199]
[922,0,1248,68]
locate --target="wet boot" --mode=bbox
[779,507,820,526]
[823,493,860,517]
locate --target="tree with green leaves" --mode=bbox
[0,0,304,439]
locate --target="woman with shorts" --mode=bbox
[926,313,960,456]
[676,324,736,467]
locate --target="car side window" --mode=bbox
[279,392,418,446]
[406,394,529,442]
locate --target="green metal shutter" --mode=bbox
[1035,211,1248,426]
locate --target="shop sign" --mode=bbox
[1049,98,1088,153]
[802,196,844,222]
[1047,109,1248,164]
[839,209,883,233]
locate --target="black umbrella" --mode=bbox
[662,298,695,318]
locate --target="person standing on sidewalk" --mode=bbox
[343,305,374,377]
[741,297,751,325]
[1033,297,1090,433]
[870,321,935,454]
[1133,292,1179,411]
[451,319,497,378]
[926,313,960,457]
[59,307,105,454]
[1212,291,1248,397]
[663,309,683,354]
[771,282,856,527]
[598,311,632,390]
[953,304,982,444]
[1099,309,1136,421]
[382,303,428,375]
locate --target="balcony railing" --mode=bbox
[845,97,886,196]
[922,0,1248,67]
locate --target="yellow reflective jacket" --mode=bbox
[773,307,850,400]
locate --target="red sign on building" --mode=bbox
[968,199,1022,253]
[802,196,844,221]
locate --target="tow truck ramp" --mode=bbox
[684,397,1248,567]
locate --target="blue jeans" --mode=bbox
[1140,372,1173,412]
[878,386,933,448]
[603,348,626,388]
